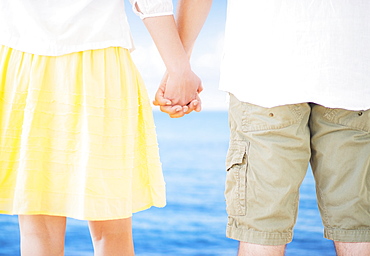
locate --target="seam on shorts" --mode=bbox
[323,108,339,122]
[226,220,293,245]
[323,108,370,133]
[324,228,370,242]
[288,104,304,121]
[241,103,305,132]
[236,152,247,216]
[291,192,301,229]
[225,141,249,216]
[316,185,331,229]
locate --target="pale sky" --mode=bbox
[125,0,228,110]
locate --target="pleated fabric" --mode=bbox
[0,45,166,220]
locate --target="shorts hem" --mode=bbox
[226,225,292,246]
[324,228,370,242]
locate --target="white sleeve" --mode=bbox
[129,0,173,19]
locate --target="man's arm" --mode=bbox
[176,0,213,57]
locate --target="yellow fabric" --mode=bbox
[0,45,166,220]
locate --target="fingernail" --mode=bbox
[176,107,181,111]
[166,101,171,105]
[193,100,198,106]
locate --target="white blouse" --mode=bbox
[220,0,370,111]
[0,0,173,56]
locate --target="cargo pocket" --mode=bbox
[224,143,248,216]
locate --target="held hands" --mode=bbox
[153,70,203,118]
[142,13,203,118]
[141,10,208,118]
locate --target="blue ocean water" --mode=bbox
[0,111,336,256]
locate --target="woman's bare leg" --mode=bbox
[18,215,66,256]
[89,217,134,256]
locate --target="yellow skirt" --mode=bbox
[0,45,165,220]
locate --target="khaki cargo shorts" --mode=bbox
[225,94,370,245]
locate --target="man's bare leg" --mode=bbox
[238,242,286,256]
[335,242,370,256]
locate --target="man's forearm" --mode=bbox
[176,0,213,56]
[143,15,191,74]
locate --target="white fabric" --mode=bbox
[0,0,173,56]
[220,0,370,110]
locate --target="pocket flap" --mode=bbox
[226,143,247,170]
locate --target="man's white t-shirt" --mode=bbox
[220,0,370,110]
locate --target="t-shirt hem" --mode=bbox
[221,89,370,111]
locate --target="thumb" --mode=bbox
[153,86,172,106]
